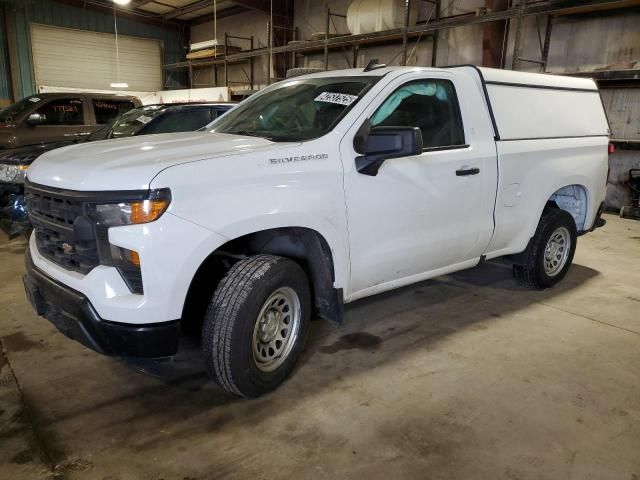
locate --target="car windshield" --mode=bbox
[142,107,221,134]
[87,105,166,141]
[210,76,379,142]
[0,96,41,122]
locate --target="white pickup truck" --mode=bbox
[23,65,609,397]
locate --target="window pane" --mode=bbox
[93,99,136,124]
[0,96,39,122]
[35,98,84,126]
[95,105,166,139]
[371,80,465,149]
[143,108,215,134]
[212,77,378,142]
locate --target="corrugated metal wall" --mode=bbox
[601,88,640,142]
[0,4,13,105]
[1,0,186,101]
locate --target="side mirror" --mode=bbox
[353,122,423,176]
[25,113,43,126]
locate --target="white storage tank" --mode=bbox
[347,0,419,35]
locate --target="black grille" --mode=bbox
[26,184,99,274]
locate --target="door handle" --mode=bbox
[456,167,480,176]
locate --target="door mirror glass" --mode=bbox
[25,113,44,126]
[354,123,423,176]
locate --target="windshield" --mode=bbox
[142,107,220,134]
[0,96,41,122]
[211,76,379,142]
[87,105,166,141]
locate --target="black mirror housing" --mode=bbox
[355,125,423,176]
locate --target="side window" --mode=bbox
[209,108,221,121]
[371,79,465,149]
[93,99,135,124]
[215,106,232,118]
[34,98,84,126]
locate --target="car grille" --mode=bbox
[25,183,99,275]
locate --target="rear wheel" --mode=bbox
[202,254,311,397]
[513,209,577,289]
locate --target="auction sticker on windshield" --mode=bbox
[314,92,358,106]
[136,115,153,124]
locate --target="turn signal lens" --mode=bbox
[88,189,171,227]
[131,198,170,224]
[129,250,141,266]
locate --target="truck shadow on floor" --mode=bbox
[15,260,600,460]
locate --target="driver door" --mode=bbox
[340,72,497,299]
[23,97,91,144]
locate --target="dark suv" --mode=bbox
[0,93,141,149]
[0,102,234,237]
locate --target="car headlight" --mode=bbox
[0,164,28,183]
[86,188,171,294]
[87,188,171,227]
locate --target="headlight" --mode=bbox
[86,188,171,294]
[0,164,28,183]
[87,188,171,226]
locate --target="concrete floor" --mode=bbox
[1,213,639,480]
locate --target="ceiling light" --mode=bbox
[113,0,131,5]
[110,82,129,88]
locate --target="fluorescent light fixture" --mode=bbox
[113,0,131,5]
[110,82,129,88]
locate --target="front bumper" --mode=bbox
[23,249,179,358]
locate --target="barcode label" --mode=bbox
[314,92,358,106]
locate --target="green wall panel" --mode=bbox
[2,0,186,100]
[0,3,14,101]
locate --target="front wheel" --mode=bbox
[202,254,311,397]
[513,209,577,289]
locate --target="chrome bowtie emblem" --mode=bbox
[61,243,73,254]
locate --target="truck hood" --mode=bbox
[27,132,287,191]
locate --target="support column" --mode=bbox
[511,0,526,70]
[481,0,509,68]
[401,0,410,66]
[431,0,440,67]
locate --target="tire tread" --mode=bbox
[513,208,576,290]
[203,254,283,396]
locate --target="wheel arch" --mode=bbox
[546,184,590,232]
[181,226,343,333]
[508,183,590,265]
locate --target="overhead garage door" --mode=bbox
[30,24,162,92]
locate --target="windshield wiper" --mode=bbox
[229,130,277,141]
[231,130,261,137]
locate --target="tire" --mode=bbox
[202,254,311,397]
[513,209,577,289]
